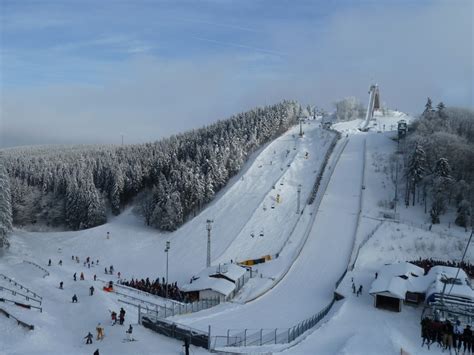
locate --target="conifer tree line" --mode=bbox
[404,99,474,227]
[0,101,300,232]
[0,160,13,247]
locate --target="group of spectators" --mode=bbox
[421,317,472,353]
[119,277,186,302]
[410,258,474,278]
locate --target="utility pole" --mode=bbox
[394,158,399,214]
[299,117,304,137]
[206,220,213,268]
[165,241,170,299]
[297,184,302,214]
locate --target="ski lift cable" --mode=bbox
[446,229,473,298]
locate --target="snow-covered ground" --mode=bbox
[0,121,337,354]
[2,110,470,355]
[172,134,364,335]
[286,113,472,355]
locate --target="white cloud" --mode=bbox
[1,0,472,147]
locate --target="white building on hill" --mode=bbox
[181,263,247,302]
[369,262,426,312]
[370,262,474,313]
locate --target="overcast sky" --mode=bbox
[0,0,472,147]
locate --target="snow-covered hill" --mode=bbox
[1,110,471,355]
[0,120,337,354]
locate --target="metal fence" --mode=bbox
[0,285,42,305]
[23,260,50,277]
[0,274,42,301]
[307,131,341,205]
[141,315,210,349]
[226,268,255,301]
[111,280,183,307]
[138,297,220,320]
[349,221,384,271]
[0,307,34,330]
[209,297,336,349]
[0,296,43,312]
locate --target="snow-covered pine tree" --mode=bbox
[434,157,452,178]
[430,192,444,224]
[437,102,447,119]
[0,160,13,248]
[65,177,81,230]
[433,157,453,198]
[159,191,183,231]
[455,200,471,228]
[407,143,427,205]
[80,173,106,229]
[204,171,215,203]
[1,101,300,232]
[423,97,434,119]
[109,167,124,215]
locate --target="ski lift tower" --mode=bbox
[206,220,213,268]
[165,241,170,298]
[299,116,304,137]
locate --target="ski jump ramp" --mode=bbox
[360,84,380,131]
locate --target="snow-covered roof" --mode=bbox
[211,264,246,282]
[370,262,426,299]
[180,263,246,297]
[180,276,235,297]
[378,262,425,278]
[427,266,468,280]
[425,266,474,301]
[370,263,474,301]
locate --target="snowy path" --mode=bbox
[174,134,366,333]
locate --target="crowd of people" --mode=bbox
[119,277,186,302]
[410,258,474,279]
[421,317,472,353]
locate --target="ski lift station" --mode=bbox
[370,262,474,313]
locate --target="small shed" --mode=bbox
[370,262,426,312]
[180,264,247,302]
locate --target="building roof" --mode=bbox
[211,264,246,282]
[370,262,474,302]
[180,263,246,297]
[425,266,474,301]
[370,262,427,299]
[180,276,235,297]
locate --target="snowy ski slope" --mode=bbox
[173,135,365,333]
[0,121,336,354]
[0,111,436,355]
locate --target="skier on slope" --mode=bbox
[80,272,84,280]
[119,308,126,325]
[110,311,117,325]
[84,332,93,344]
[96,323,104,340]
[89,286,95,296]
[126,324,133,341]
